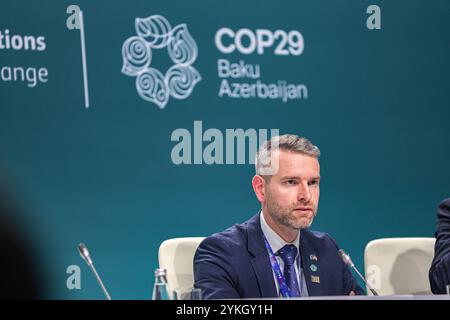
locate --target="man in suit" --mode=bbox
[429,198,450,294]
[194,134,364,298]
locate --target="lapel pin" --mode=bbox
[311,275,320,284]
[310,264,318,272]
[309,254,318,261]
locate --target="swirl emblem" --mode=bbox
[122,15,201,109]
[165,65,201,99]
[121,37,151,76]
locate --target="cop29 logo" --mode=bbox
[121,15,201,109]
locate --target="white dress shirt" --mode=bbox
[260,211,309,297]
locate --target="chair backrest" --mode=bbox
[364,237,435,295]
[158,237,205,294]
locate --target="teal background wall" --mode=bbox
[0,0,449,299]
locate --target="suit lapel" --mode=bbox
[247,213,278,298]
[300,230,322,296]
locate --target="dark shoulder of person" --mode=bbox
[0,186,45,299]
[430,198,450,294]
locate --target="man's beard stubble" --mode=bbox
[265,187,317,230]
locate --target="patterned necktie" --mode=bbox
[278,244,301,297]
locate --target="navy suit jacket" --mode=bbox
[194,213,364,299]
[429,198,450,294]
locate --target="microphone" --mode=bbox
[338,249,379,296]
[77,243,112,300]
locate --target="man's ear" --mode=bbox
[252,175,266,203]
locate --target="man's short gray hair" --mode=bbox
[255,134,320,177]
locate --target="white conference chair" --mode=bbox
[364,237,435,295]
[158,237,205,296]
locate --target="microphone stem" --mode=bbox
[89,263,112,300]
[351,265,379,296]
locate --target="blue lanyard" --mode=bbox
[263,235,303,298]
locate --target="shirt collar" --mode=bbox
[260,210,300,255]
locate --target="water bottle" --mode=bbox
[152,268,171,300]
